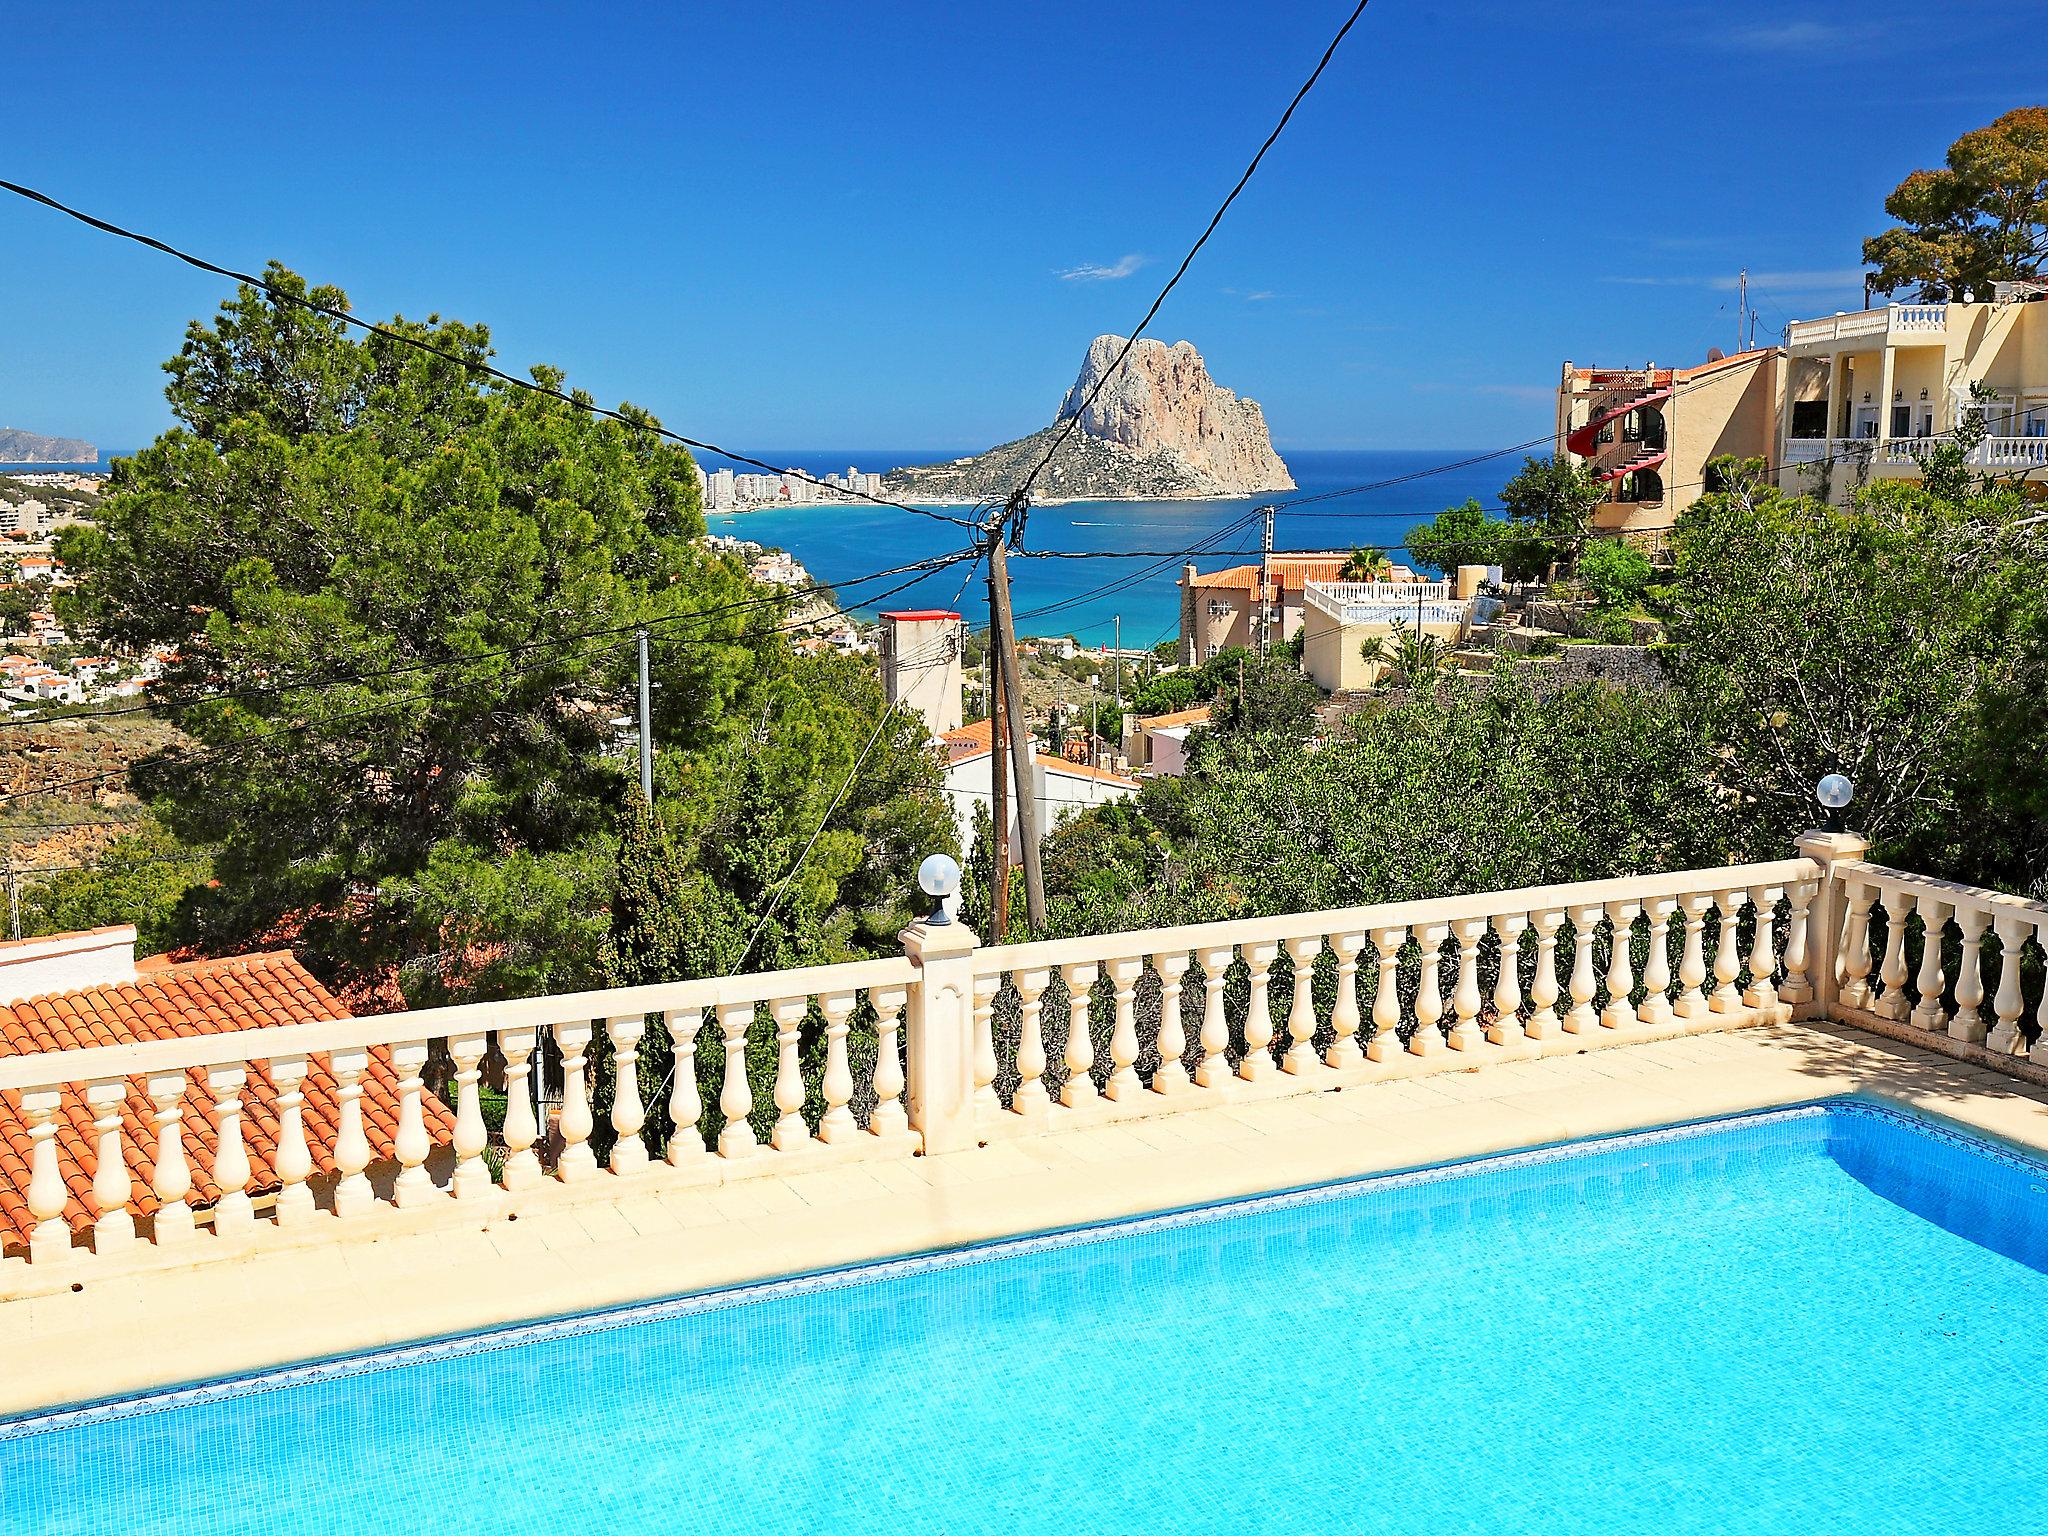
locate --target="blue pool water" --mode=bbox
[6,1099,2048,1534]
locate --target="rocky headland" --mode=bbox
[0,427,95,463]
[886,336,1293,501]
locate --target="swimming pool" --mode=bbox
[5,1097,2045,1534]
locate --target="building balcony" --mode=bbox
[6,838,2048,1428]
[1783,432,2048,473]
[1786,303,1949,354]
[1302,578,1468,627]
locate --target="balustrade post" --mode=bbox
[1195,946,1236,1088]
[1239,943,1279,1079]
[390,1041,435,1207]
[269,1055,315,1222]
[1778,884,1816,1009]
[1283,936,1327,1073]
[665,1008,712,1164]
[1366,926,1408,1061]
[971,972,1002,1115]
[1602,902,1641,1030]
[769,998,812,1151]
[22,1085,71,1264]
[1836,883,1877,1012]
[1710,890,1750,1014]
[1874,892,1913,1022]
[870,985,911,1139]
[447,1033,493,1198]
[1794,830,1871,1018]
[1326,932,1367,1069]
[2031,920,2048,1067]
[206,1065,255,1233]
[1743,886,1783,1012]
[1152,951,1193,1093]
[816,991,860,1144]
[146,1069,197,1240]
[1059,961,1102,1107]
[1012,967,1054,1115]
[86,1077,135,1252]
[1448,918,1488,1051]
[1408,924,1449,1056]
[1989,915,2029,1055]
[899,917,980,1154]
[1105,957,1145,1099]
[1674,895,1713,1020]
[1486,914,1528,1046]
[1524,910,1565,1039]
[497,1029,544,1190]
[1910,901,1952,1034]
[1949,907,1993,1044]
[553,1022,598,1180]
[715,1002,759,1157]
[1564,906,1602,1033]
[606,1015,650,1171]
[1638,899,1676,1027]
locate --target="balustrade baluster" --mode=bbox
[86,1077,134,1252]
[1409,924,1449,1056]
[817,991,860,1143]
[206,1065,255,1233]
[1326,932,1367,1069]
[1949,907,1992,1044]
[1838,882,1878,1011]
[972,972,1002,1115]
[770,998,811,1151]
[1013,968,1054,1115]
[1486,914,1528,1045]
[269,1054,315,1222]
[1366,926,1407,1061]
[870,985,909,1137]
[1779,884,1815,1008]
[447,1033,493,1198]
[1187,947,1238,1086]
[666,1008,711,1163]
[1283,936,1328,1072]
[554,1022,597,1179]
[1524,910,1565,1039]
[716,1002,758,1156]
[147,1069,197,1239]
[1674,896,1713,1020]
[1874,892,1913,1021]
[1061,962,1101,1107]
[1105,957,1144,1099]
[1152,951,1192,1093]
[390,1042,434,1206]
[1710,890,1749,1013]
[606,1016,650,1172]
[22,1085,69,1263]
[1564,906,1602,1033]
[1602,902,1641,1030]
[497,1029,543,1190]
[1745,885,1784,1012]
[1989,915,2029,1055]
[2031,921,2048,1067]
[1240,943,1279,1079]
[1638,900,1676,1028]
[1448,918,1488,1051]
[1909,900,1951,1033]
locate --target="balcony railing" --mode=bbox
[1303,580,1465,627]
[1786,304,1949,348]
[9,836,2048,1304]
[1783,434,2048,470]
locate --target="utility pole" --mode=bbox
[1257,504,1275,657]
[1112,614,1123,720]
[1737,269,1748,354]
[987,571,1010,941]
[635,627,654,806]
[5,856,17,942]
[986,496,1046,931]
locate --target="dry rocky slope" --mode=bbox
[886,336,1294,501]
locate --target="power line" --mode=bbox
[0,177,976,532]
[1011,0,1374,509]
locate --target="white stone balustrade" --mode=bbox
[0,854,1878,1294]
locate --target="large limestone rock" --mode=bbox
[887,336,1293,501]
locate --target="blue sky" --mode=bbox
[1,1,2037,455]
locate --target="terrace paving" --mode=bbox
[7,1017,2048,1421]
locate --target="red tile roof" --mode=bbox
[1184,555,1353,592]
[0,950,454,1253]
[1139,705,1213,729]
[939,719,1138,789]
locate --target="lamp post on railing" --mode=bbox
[1795,774,1868,1020]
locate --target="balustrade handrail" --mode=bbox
[0,952,918,1093]
[976,857,1821,976]
[1839,860,2048,920]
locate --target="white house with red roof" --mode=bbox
[939,718,1138,859]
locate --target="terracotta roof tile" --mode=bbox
[0,950,454,1254]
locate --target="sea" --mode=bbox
[4,447,1523,647]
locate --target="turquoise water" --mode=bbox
[6,1099,2046,1534]
[703,447,1518,646]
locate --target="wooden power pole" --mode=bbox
[987,571,1010,941]
[987,504,1046,931]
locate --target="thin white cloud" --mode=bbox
[1724,20,1845,51]
[1058,254,1145,283]
[1602,269,1864,294]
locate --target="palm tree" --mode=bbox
[1340,546,1393,583]
[1361,618,1448,688]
